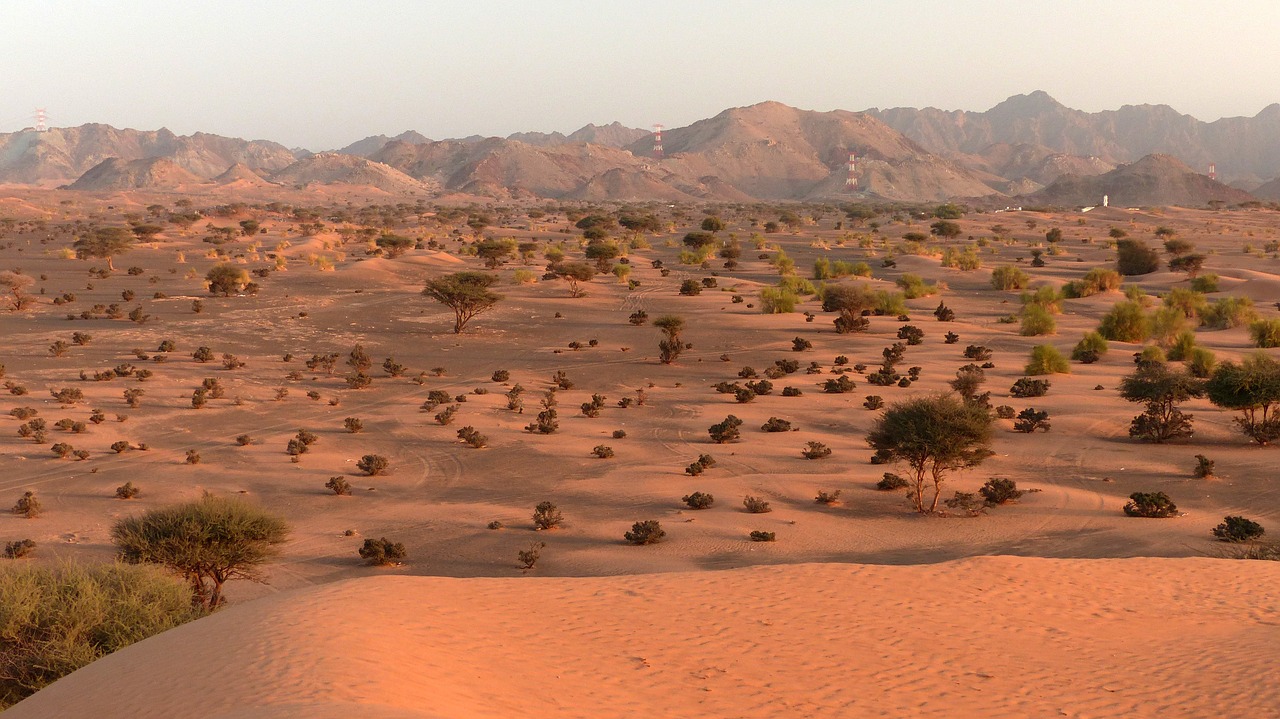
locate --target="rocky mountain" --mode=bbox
[268,153,436,194]
[0,124,295,185]
[335,130,432,158]
[213,162,275,187]
[1027,153,1255,207]
[65,157,204,191]
[867,91,1280,186]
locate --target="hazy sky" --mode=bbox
[3,0,1278,150]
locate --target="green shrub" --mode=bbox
[1187,347,1217,378]
[742,496,772,513]
[1025,345,1069,375]
[1019,304,1056,336]
[1166,330,1197,361]
[759,287,798,313]
[979,478,1024,505]
[1190,274,1219,293]
[1072,331,1109,362]
[1009,378,1050,397]
[1063,268,1121,298]
[896,274,937,299]
[1249,319,1280,348]
[359,537,406,565]
[876,473,909,491]
[1116,239,1160,275]
[1212,516,1264,542]
[356,454,389,475]
[1201,296,1257,329]
[1098,300,1151,342]
[0,563,204,708]
[1123,492,1179,518]
[682,492,714,510]
[990,266,1030,291]
[624,520,665,545]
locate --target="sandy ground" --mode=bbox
[8,557,1279,719]
[2,191,1280,714]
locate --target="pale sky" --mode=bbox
[3,0,1277,150]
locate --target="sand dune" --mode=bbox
[9,557,1278,718]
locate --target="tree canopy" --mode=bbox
[74,227,135,269]
[866,394,994,513]
[421,271,503,333]
[111,494,290,609]
[1206,352,1280,444]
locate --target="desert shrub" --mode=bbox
[1190,274,1219,293]
[995,405,1016,419]
[1249,319,1280,348]
[591,444,614,459]
[1120,362,1204,443]
[517,541,545,570]
[1009,378,1050,398]
[1019,305,1056,336]
[1025,345,1069,375]
[184,450,201,464]
[624,520,665,545]
[115,482,139,499]
[0,562,203,707]
[748,530,776,542]
[791,336,813,352]
[525,408,559,434]
[1012,408,1051,433]
[50,442,74,459]
[761,417,792,432]
[12,492,41,518]
[532,501,563,530]
[356,454,389,475]
[824,375,857,393]
[963,344,993,361]
[747,379,774,396]
[1096,300,1150,342]
[781,386,803,397]
[1116,239,1160,275]
[979,478,1024,505]
[896,274,937,299]
[897,325,925,345]
[679,279,702,296]
[759,287,798,313]
[1194,454,1215,478]
[1123,492,1178,518]
[742,496,772,513]
[1201,296,1257,329]
[3,539,36,559]
[1206,353,1280,444]
[1212,516,1265,543]
[708,415,743,443]
[990,266,1029,291]
[682,492,715,510]
[325,476,352,495]
[801,440,832,459]
[491,369,511,383]
[814,490,843,505]
[1063,268,1121,298]
[863,395,884,410]
[1072,331,1109,362]
[359,537,406,566]
[876,473,909,491]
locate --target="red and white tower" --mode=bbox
[845,151,857,188]
[34,108,47,133]
[1208,163,1217,181]
[652,124,664,159]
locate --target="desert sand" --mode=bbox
[2,189,1279,715]
[8,557,1279,719]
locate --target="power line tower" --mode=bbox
[652,124,663,159]
[1208,162,1217,181]
[34,108,48,133]
[845,151,857,189]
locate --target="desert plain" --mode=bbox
[1,186,1278,717]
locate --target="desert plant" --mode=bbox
[325,476,352,495]
[979,478,1023,505]
[114,482,139,499]
[1120,363,1204,443]
[421,271,503,333]
[1123,492,1179,518]
[1013,408,1051,433]
[517,541,545,570]
[624,520,665,545]
[876,473,909,491]
[1194,454,1215,478]
[814,489,842,504]
[356,454,389,475]
[863,395,884,410]
[742,495,772,513]
[532,501,563,530]
[1206,353,1280,444]
[1009,378,1050,398]
[708,414,743,443]
[1019,304,1056,336]
[359,537,406,566]
[3,539,36,559]
[1212,516,1265,543]
[1072,331,1109,363]
[682,492,715,510]
[1025,345,1069,375]
[866,394,994,513]
[748,530,776,542]
[344,417,364,433]
[591,444,614,459]
[801,441,831,459]
[12,491,42,518]
[990,265,1030,291]
[761,417,792,432]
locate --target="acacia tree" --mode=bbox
[206,263,251,295]
[554,262,595,298]
[74,226,136,270]
[866,394,994,513]
[111,495,290,609]
[1119,361,1205,442]
[422,271,503,333]
[0,271,35,311]
[1206,352,1280,445]
[654,314,686,364]
[821,283,877,333]
[583,242,620,272]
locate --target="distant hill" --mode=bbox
[269,153,436,194]
[66,157,203,191]
[336,131,432,158]
[213,162,275,187]
[1026,153,1256,207]
[867,91,1280,186]
[0,124,295,184]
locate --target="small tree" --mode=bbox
[205,263,251,295]
[866,394,994,513]
[1025,345,1069,375]
[821,283,876,333]
[110,495,290,608]
[654,314,686,364]
[421,272,503,334]
[74,227,135,270]
[554,262,595,298]
[1119,363,1205,442]
[1206,353,1280,444]
[532,501,563,530]
[1116,239,1160,275]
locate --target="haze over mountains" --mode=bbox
[2,92,1277,205]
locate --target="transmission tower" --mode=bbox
[652,124,663,159]
[34,108,47,133]
[1208,163,1217,181]
[845,151,857,188]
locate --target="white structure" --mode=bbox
[1103,194,1109,207]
